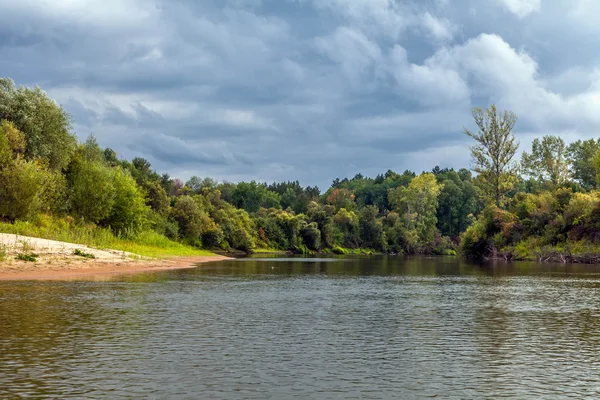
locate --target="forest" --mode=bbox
[3,77,600,262]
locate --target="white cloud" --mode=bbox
[314,0,407,39]
[388,45,470,106]
[421,12,455,41]
[315,27,382,81]
[496,0,541,18]
[0,0,157,27]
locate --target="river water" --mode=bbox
[2,255,600,399]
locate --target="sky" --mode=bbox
[1,0,600,188]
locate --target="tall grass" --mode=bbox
[0,215,215,258]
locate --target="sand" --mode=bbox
[0,233,231,280]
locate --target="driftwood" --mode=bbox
[477,244,600,264]
[536,252,600,264]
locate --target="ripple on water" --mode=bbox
[1,257,600,399]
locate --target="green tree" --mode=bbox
[68,160,116,223]
[521,135,570,186]
[171,196,204,242]
[388,173,443,245]
[433,168,478,238]
[0,120,25,164]
[0,78,76,170]
[464,105,519,207]
[103,168,149,234]
[145,181,170,215]
[358,205,385,250]
[568,139,600,190]
[333,208,360,247]
[231,181,281,213]
[300,221,321,251]
[0,158,50,221]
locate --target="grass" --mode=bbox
[73,249,96,259]
[252,248,288,254]
[0,244,6,262]
[0,215,216,259]
[15,253,38,262]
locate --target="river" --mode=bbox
[2,255,600,398]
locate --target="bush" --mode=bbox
[69,160,116,223]
[16,253,38,262]
[103,168,149,234]
[73,249,96,259]
[170,196,204,241]
[300,221,321,251]
[0,158,50,220]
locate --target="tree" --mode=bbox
[434,169,478,238]
[358,206,385,250]
[68,160,116,223]
[231,181,281,213]
[568,139,600,190]
[300,221,321,251]
[464,105,519,207]
[0,120,25,164]
[521,135,570,186]
[0,78,76,170]
[145,181,170,215]
[102,168,149,234]
[0,157,51,221]
[171,196,204,241]
[388,173,443,245]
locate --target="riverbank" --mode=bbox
[0,233,231,280]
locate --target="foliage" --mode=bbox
[15,253,38,262]
[567,139,600,190]
[0,158,53,221]
[68,158,116,224]
[73,249,96,259]
[464,104,519,207]
[388,173,443,248]
[5,77,600,262]
[171,196,205,243]
[0,216,214,258]
[0,78,76,170]
[521,135,570,186]
[103,168,149,234]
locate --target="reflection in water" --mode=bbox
[2,256,600,398]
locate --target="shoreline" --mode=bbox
[0,255,233,281]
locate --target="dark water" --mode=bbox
[2,256,600,399]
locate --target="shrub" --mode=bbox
[103,168,149,235]
[69,160,116,223]
[16,253,38,262]
[73,249,96,259]
[0,158,50,220]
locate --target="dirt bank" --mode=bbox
[0,233,232,280]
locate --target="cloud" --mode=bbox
[313,0,408,39]
[315,27,382,81]
[1,0,599,188]
[421,12,455,41]
[496,0,541,18]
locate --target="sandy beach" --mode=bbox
[0,233,231,280]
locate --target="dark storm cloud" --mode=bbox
[1,0,600,188]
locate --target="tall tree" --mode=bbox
[0,78,76,170]
[388,173,443,244]
[521,135,570,186]
[464,105,519,207]
[567,139,600,190]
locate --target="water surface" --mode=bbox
[2,255,600,399]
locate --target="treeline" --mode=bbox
[3,78,600,260]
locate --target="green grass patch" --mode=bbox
[16,253,38,262]
[73,248,96,259]
[252,248,287,254]
[0,215,215,259]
